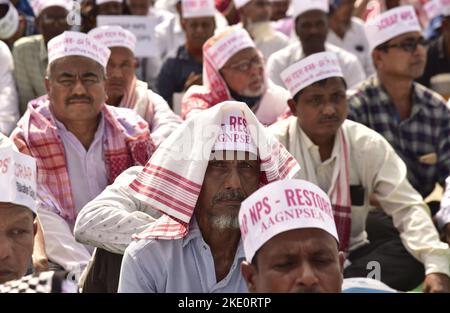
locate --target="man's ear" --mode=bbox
[287,98,298,117]
[338,251,345,274]
[371,49,383,71]
[241,261,258,293]
[181,18,187,31]
[33,220,38,238]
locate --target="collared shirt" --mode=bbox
[347,75,450,198]
[266,41,366,89]
[0,40,19,135]
[327,17,375,76]
[118,218,248,293]
[155,45,203,108]
[12,34,48,114]
[417,35,450,89]
[55,115,108,213]
[269,117,450,276]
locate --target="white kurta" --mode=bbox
[327,17,375,77]
[0,41,19,136]
[269,117,450,277]
[267,41,366,89]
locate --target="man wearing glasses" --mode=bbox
[181,26,291,126]
[348,6,450,249]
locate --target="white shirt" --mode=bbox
[0,41,19,136]
[327,17,375,76]
[38,116,110,272]
[269,117,450,276]
[436,175,450,229]
[266,41,366,89]
[118,218,247,293]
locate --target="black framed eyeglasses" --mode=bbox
[222,56,263,73]
[378,37,428,53]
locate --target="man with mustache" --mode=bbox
[266,0,365,89]
[347,6,450,248]
[181,26,291,126]
[269,51,450,292]
[109,101,299,292]
[88,25,181,146]
[10,31,154,277]
[233,0,289,60]
[155,0,216,109]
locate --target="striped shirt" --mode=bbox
[347,75,450,198]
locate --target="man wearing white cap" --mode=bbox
[233,0,289,60]
[266,0,365,89]
[0,39,19,136]
[88,25,181,146]
[418,0,450,89]
[12,0,71,114]
[182,25,291,126]
[269,51,450,292]
[80,101,298,292]
[348,5,450,244]
[10,31,154,275]
[270,0,293,37]
[0,0,36,49]
[155,0,216,108]
[327,0,375,76]
[240,179,344,293]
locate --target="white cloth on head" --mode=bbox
[281,51,344,97]
[96,0,123,5]
[267,41,365,89]
[47,31,111,68]
[233,0,251,9]
[182,0,216,18]
[239,179,339,262]
[365,5,422,51]
[88,25,136,54]
[0,2,19,39]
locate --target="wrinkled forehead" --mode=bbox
[385,30,423,44]
[0,202,35,221]
[210,150,259,161]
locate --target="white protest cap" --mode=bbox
[281,51,343,97]
[0,1,19,39]
[365,5,422,51]
[213,105,258,155]
[292,0,329,20]
[423,0,441,20]
[239,179,339,262]
[48,31,111,68]
[182,0,216,18]
[0,134,37,214]
[96,0,123,5]
[205,26,256,69]
[88,25,136,54]
[29,0,72,17]
[233,0,251,9]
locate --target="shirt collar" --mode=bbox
[55,111,105,142]
[298,123,339,163]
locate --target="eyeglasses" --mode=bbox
[379,37,428,53]
[222,56,263,73]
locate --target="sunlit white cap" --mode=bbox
[88,25,136,54]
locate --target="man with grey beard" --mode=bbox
[233,0,289,60]
[77,100,299,292]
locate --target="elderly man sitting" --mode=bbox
[10,31,154,276]
[181,26,291,126]
[89,25,181,146]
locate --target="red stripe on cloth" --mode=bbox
[141,167,201,195]
[143,163,202,190]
